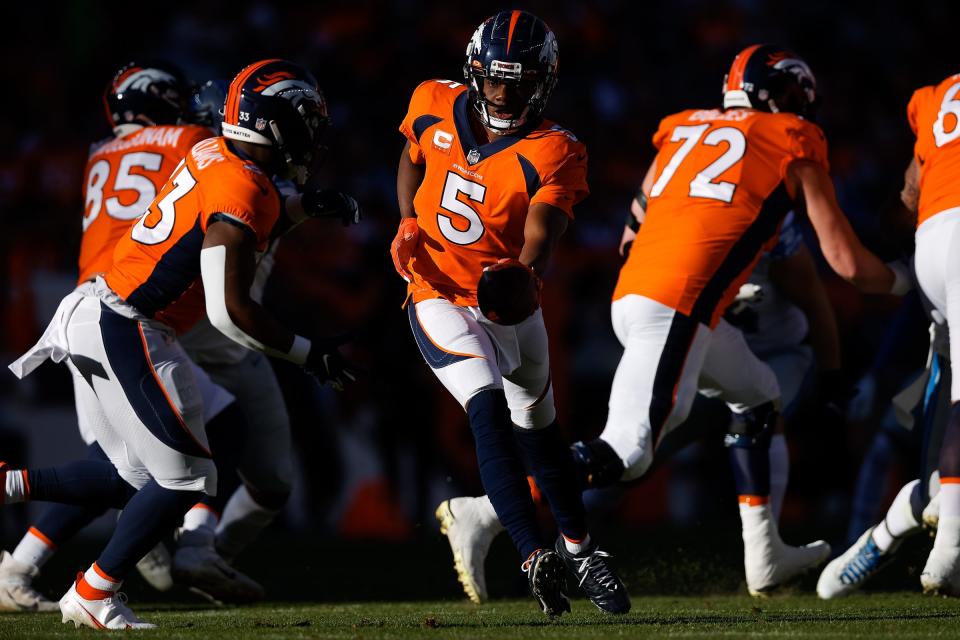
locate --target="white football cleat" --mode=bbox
[135,542,173,592]
[923,492,940,532]
[436,496,504,604]
[0,550,59,612]
[741,504,830,597]
[817,527,892,599]
[59,579,155,629]
[172,532,264,604]
[921,516,960,596]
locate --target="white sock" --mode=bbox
[4,469,28,503]
[12,527,56,568]
[563,533,592,555]
[180,504,219,546]
[939,480,960,519]
[870,479,921,553]
[76,563,121,600]
[932,515,960,553]
[768,435,789,522]
[215,485,280,560]
[739,501,775,541]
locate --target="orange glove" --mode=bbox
[390,217,420,282]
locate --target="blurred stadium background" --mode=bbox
[1,0,958,600]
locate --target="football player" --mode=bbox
[591,44,907,597]
[820,70,960,597]
[391,10,629,616]
[5,59,357,629]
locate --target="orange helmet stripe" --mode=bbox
[225,58,283,126]
[506,9,521,54]
[726,44,762,92]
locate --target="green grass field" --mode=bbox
[3,594,960,638]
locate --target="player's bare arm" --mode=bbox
[901,157,920,214]
[397,140,425,219]
[787,159,895,293]
[768,244,841,370]
[619,159,657,257]
[391,140,426,281]
[519,203,568,276]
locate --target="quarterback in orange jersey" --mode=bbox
[595,45,903,596]
[393,11,627,616]
[6,59,357,629]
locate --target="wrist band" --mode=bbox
[290,335,311,365]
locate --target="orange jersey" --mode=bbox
[105,137,281,334]
[614,108,828,327]
[907,73,960,227]
[79,125,211,284]
[399,79,588,306]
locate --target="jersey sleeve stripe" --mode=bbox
[124,218,205,319]
[412,115,443,143]
[516,153,541,198]
[688,183,791,325]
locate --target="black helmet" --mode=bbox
[463,10,559,134]
[103,61,190,130]
[722,44,818,119]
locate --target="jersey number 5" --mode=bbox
[437,171,486,245]
[649,124,747,203]
[131,163,197,245]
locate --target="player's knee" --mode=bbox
[154,459,217,496]
[239,466,293,509]
[510,402,556,431]
[571,438,626,489]
[724,401,778,450]
[244,482,290,511]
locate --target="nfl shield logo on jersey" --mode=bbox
[466,148,481,164]
[255,118,267,131]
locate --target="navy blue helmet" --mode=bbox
[463,10,559,134]
[190,79,229,131]
[103,61,190,130]
[722,44,818,119]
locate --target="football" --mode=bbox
[477,259,542,325]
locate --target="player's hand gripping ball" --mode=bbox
[477,259,542,325]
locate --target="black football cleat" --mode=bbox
[555,537,631,614]
[522,549,570,617]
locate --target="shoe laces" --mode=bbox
[840,537,881,585]
[521,549,542,573]
[576,549,619,590]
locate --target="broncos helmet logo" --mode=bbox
[114,68,178,95]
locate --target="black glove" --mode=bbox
[303,340,359,391]
[301,188,362,226]
[814,369,856,430]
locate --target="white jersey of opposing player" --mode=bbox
[742,211,809,356]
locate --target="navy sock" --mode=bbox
[200,402,246,514]
[97,480,200,579]
[467,389,541,560]
[32,443,112,545]
[28,460,136,509]
[514,421,587,541]
[726,446,771,497]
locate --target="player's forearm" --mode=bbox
[397,143,425,219]
[520,204,568,276]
